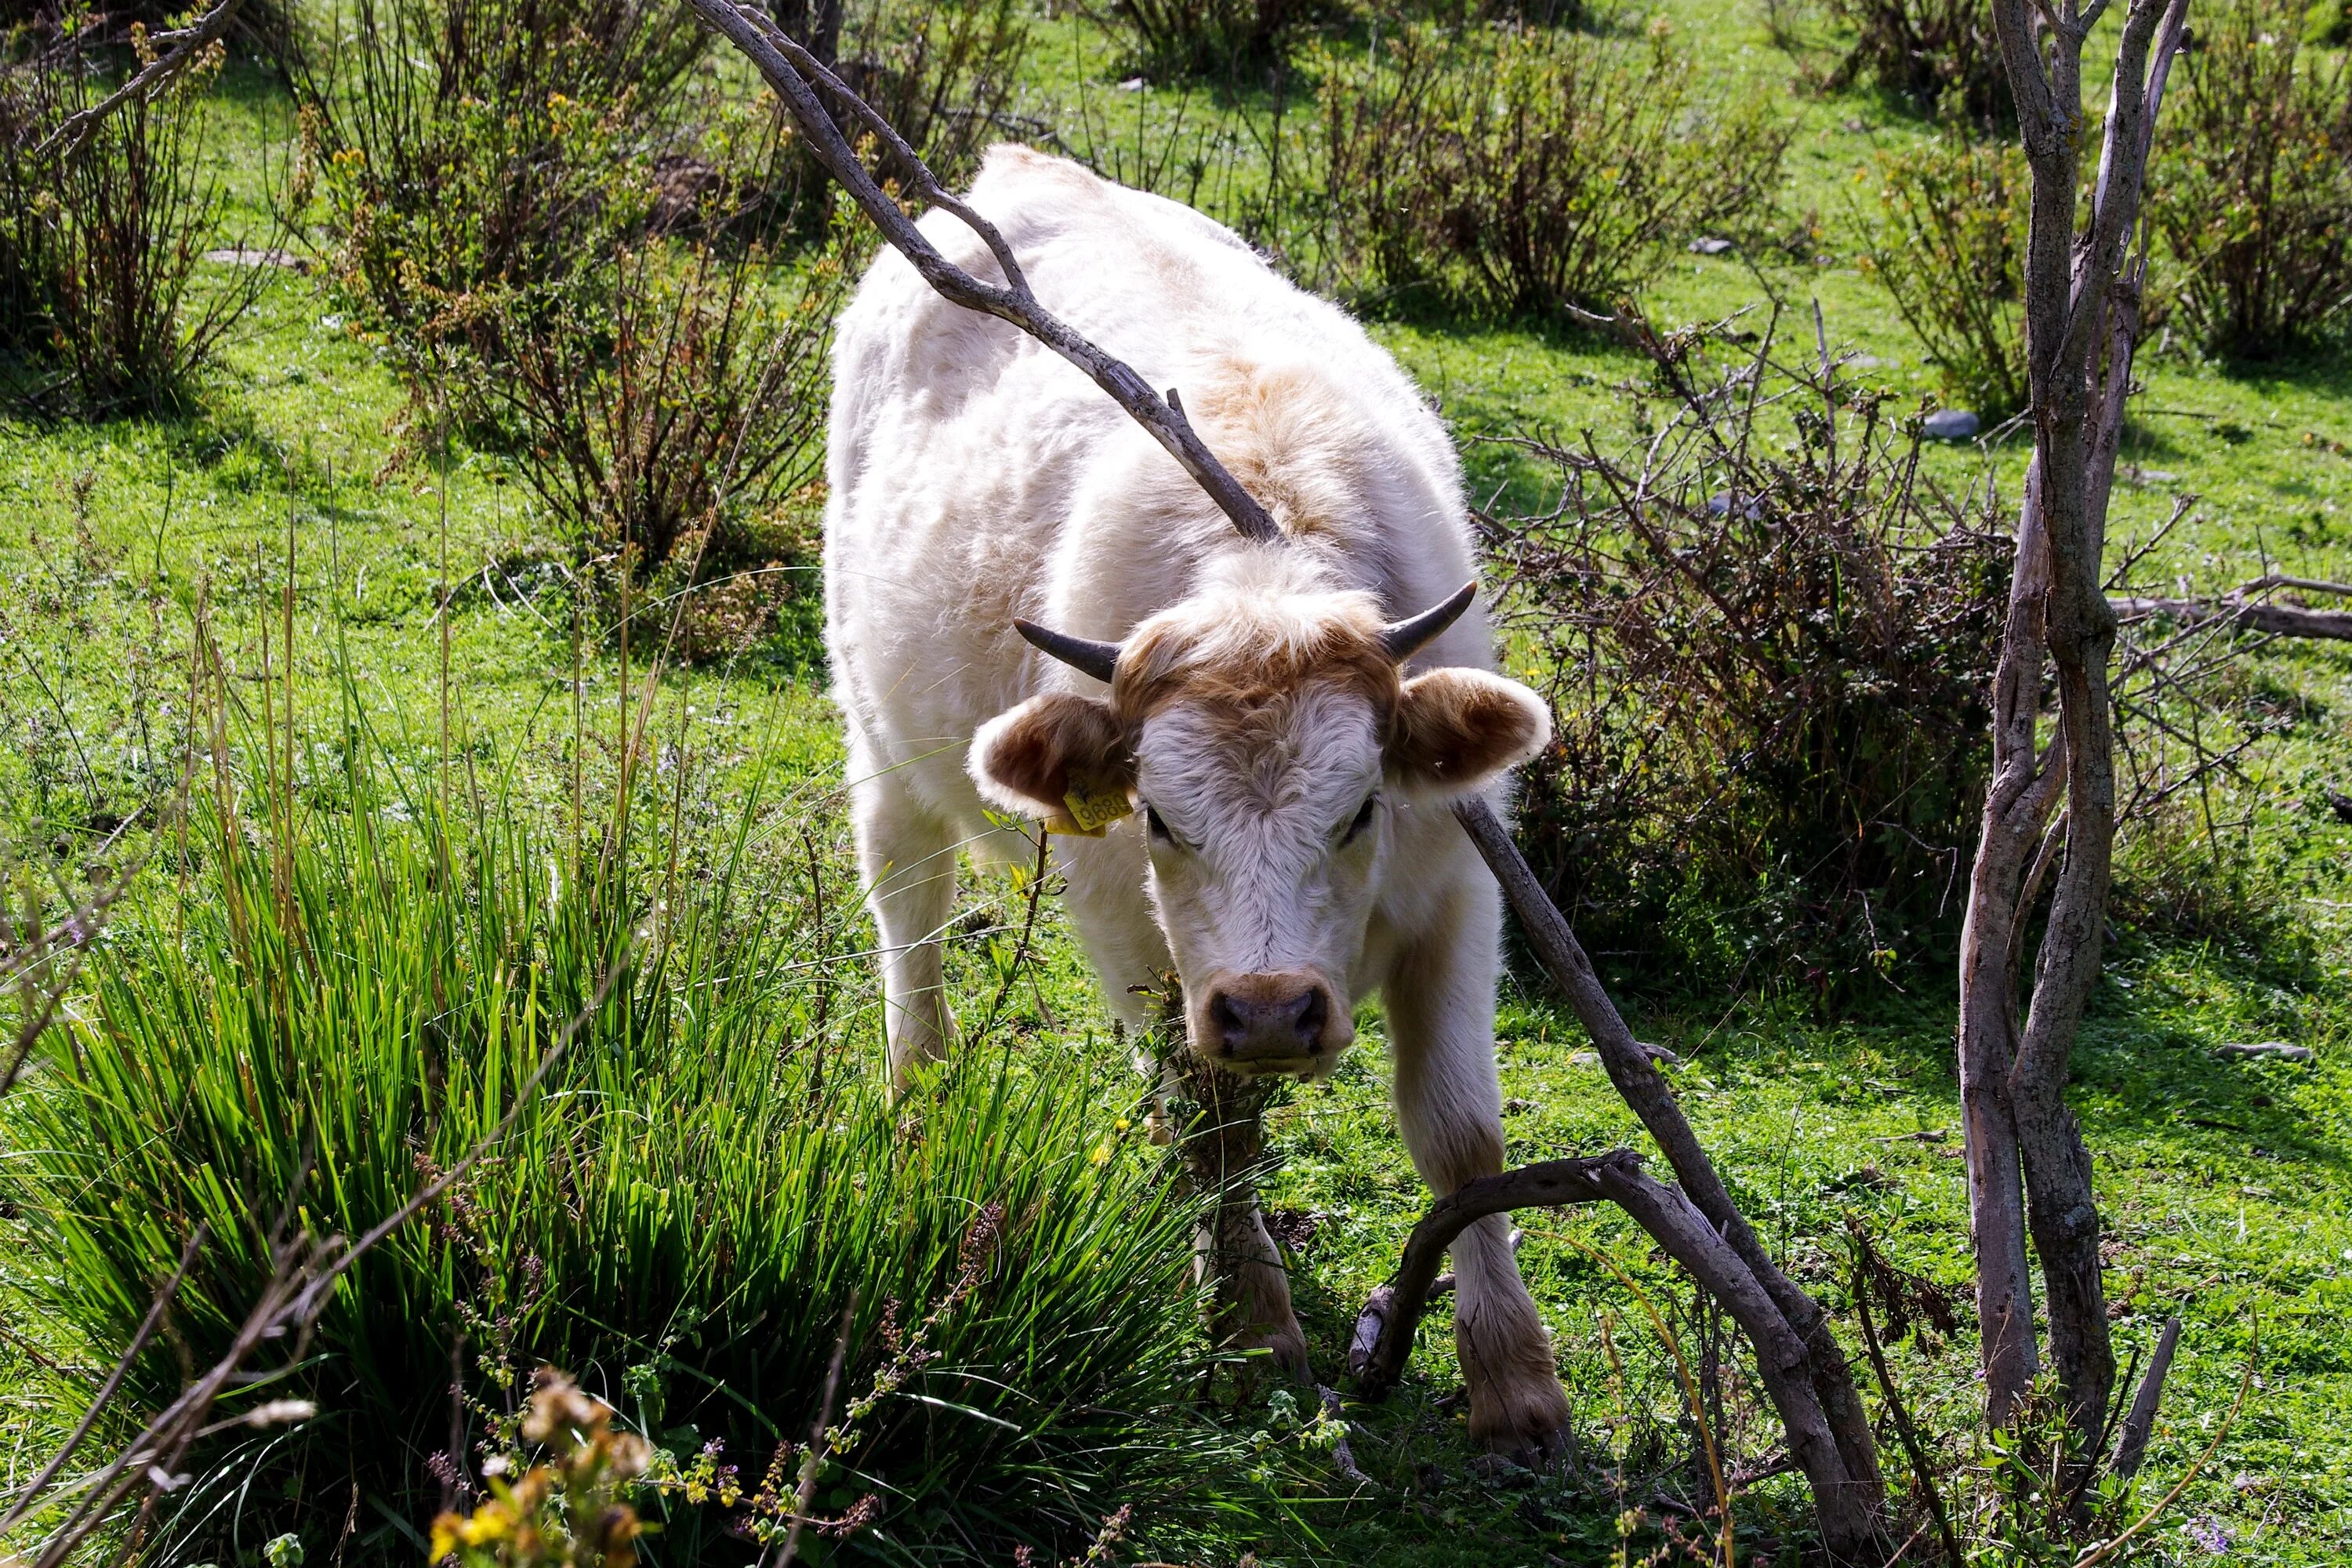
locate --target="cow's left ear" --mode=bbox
[1386,669,1551,799]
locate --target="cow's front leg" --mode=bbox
[1384,882,1571,1460]
[848,763,960,1093]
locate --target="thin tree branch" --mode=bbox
[680,0,1281,544]
[36,0,245,162]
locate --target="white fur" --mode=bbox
[824,146,1571,1452]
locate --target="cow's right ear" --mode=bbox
[970,693,1134,826]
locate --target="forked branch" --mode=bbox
[680,0,1279,543]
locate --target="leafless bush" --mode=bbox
[1487,315,2008,992]
[1309,21,1789,317]
[2149,0,2352,358]
[0,12,270,415]
[1856,134,2029,416]
[456,191,853,660]
[1826,0,2009,125]
[1081,0,1319,78]
[1485,307,2280,994]
[828,0,1032,191]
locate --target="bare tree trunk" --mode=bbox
[1966,0,2190,1491]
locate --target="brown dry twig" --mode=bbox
[35,0,245,162]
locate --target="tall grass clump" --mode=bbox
[2150,0,2352,358]
[4,716,1238,1563]
[1857,134,2028,416]
[1309,21,1788,317]
[0,9,270,415]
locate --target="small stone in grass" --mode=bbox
[2217,1040,2314,1062]
[1922,408,1981,441]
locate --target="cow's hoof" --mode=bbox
[1466,1367,1572,1466]
[1240,1319,1312,1383]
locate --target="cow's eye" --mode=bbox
[1145,803,1177,844]
[1340,792,1379,846]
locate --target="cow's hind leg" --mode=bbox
[848,764,960,1092]
[1385,881,1572,1461]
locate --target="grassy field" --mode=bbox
[4,1,2351,1563]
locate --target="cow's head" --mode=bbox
[968,557,1548,1078]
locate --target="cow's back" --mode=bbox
[824,145,1481,826]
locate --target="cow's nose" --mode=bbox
[1209,978,1330,1061]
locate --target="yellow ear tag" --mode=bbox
[1054,781,1134,837]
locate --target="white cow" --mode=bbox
[823,145,1570,1455]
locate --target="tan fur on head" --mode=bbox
[1109,552,1399,728]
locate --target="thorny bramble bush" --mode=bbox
[1309,20,1789,318]
[447,113,855,662]
[0,6,271,416]
[826,0,1032,194]
[294,0,701,386]
[1822,0,2010,126]
[1081,0,1322,79]
[1856,133,2030,419]
[2149,0,2352,359]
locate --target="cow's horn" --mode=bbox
[1015,619,1122,684]
[1380,581,1476,664]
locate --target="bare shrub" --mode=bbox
[0,13,270,415]
[1310,21,1789,317]
[1490,308,2288,995]
[1081,0,1319,78]
[828,0,1032,191]
[1856,135,2029,416]
[455,192,854,661]
[2149,0,2352,358]
[1487,311,2010,993]
[1825,0,2009,125]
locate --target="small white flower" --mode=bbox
[243,1399,318,1428]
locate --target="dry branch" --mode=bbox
[1348,1152,1633,1392]
[1345,1145,1880,1556]
[1450,797,1886,1556]
[680,3,1886,1551]
[679,0,1279,545]
[1965,0,2190,1505]
[2111,1316,2181,1479]
[2111,596,2352,641]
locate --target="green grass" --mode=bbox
[4,2,2352,1564]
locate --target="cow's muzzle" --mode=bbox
[1200,971,1344,1071]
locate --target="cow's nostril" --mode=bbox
[1209,991,1246,1054]
[1294,987,1328,1047]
